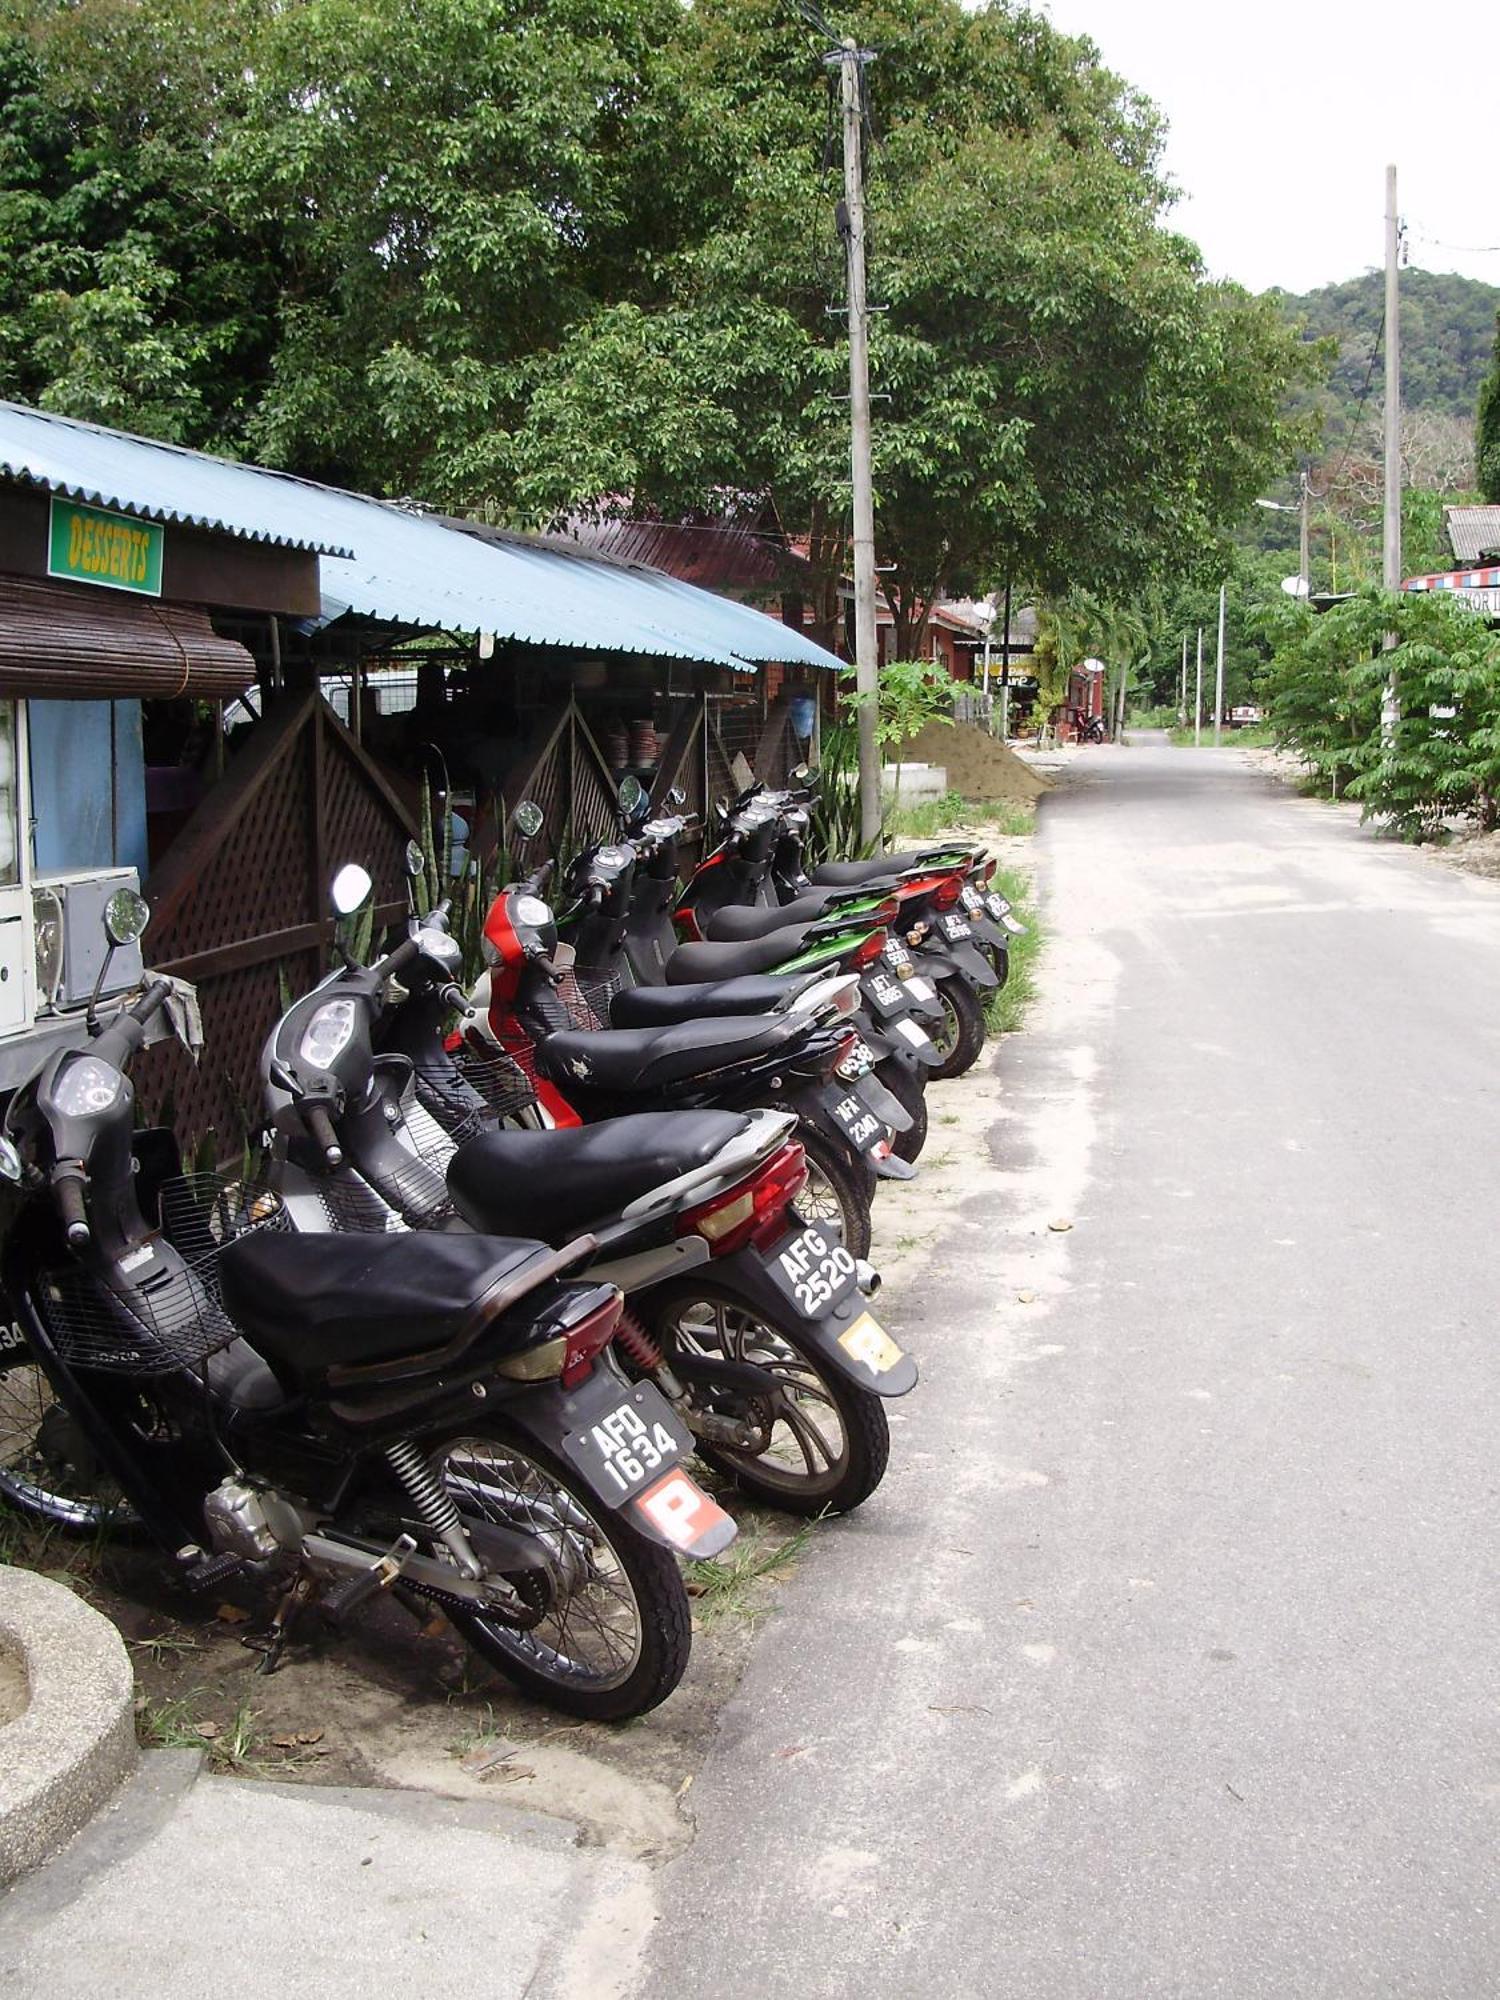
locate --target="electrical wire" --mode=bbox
[1314,307,1385,501]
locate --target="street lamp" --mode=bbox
[1254,471,1312,596]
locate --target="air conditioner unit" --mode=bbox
[33,868,145,1012]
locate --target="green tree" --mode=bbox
[1477,308,1500,504]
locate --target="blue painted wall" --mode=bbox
[29,700,148,880]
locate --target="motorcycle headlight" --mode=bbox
[513,896,553,927]
[298,997,357,1070]
[53,1055,124,1117]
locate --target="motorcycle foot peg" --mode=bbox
[855,1258,881,1297]
[320,1534,417,1626]
[176,1548,246,1597]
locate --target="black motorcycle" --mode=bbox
[0,890,733,1721]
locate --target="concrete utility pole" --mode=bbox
[1299,469,1312,596]
[1213,583,1226,747]
[1382,162,1402,741]
[834,38,882,849]
[1179,634,1188,727]
[1194,627,1203,746]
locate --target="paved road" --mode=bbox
[639,743,1500,1999]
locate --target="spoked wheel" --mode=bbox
[775,1118,872,1261]
[929,975,987,1080]
[646,1282,889,1516]
[0,1339,135,1532]
[427,1430,690,1721]
[878,1059,929,1164]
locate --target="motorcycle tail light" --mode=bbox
[676,1141,808,1257]
[932,875,963,911]
[979,857,996,884]
[561,1294,626,1389]
[849,927,889,969]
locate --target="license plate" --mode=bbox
[767,1220,859,1318]
[885,948,915,978]
[960,886,983,912]
[0,1320,28,1366]
[939,913,972,941]
[560,1380,693,1505]
[835,1038,875,1080]
[984,892,1011,920]
[893,1016,931,1049]
[864,971,907,1015]
[821,1084,885,1154]
[904,975,936,1004]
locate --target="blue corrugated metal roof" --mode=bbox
[0,402,844,671]
[0,403,354,556]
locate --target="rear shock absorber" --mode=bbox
[613,1308,687,1401]
[385,1439,481,1578]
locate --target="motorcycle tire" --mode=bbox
[0,1334,138,1533]
[767,1109,873,1261]
[425,1425,691,1722]
[930,974,987,1080]
[878,1058,928,1164]
[644,1279,890,1516]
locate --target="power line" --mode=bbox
[1315,307,1385,500]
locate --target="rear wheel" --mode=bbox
[0,1338,136,1532]
[426,1429,690,1721]
[645,1281,889,1515]
[770,1113,872,1261]
[929,975,987,1080]
[878,1059,929,1164]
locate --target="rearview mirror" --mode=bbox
[665,786,686,809]
[330,864,373,916]
[0,1136,22,1186]
[513,801,544,840]
[403,839,425,879]
[104,888,150,948]
[618,774,645,816]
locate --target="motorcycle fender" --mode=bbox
[967,912,1010,955]
[709,1247,918,1398]
[852,1068,912,1135]
[501,1370,736,1559]
[924,936,998,989]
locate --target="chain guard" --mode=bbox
[406,1565,551,1631]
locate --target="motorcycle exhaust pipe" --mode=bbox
[856,1258,881,1297]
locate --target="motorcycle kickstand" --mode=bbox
[246,1568,317,1676]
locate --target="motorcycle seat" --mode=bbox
[810,857,928,887]
[220,1231,561,1378]
[705,893,870,942]
[665,926,816,982]
[540,1013,798,1092]
[448,1110,750,1238]
[609,974,806,1026]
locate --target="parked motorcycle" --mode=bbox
[0,888,732,1721]
[265,868,914,1516]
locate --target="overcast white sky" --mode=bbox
[1037,0,1499,294]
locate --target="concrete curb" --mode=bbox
[0,1565,136,1887]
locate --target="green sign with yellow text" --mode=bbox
[47,498,164,597]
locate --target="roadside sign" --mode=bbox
[47,498,164,597]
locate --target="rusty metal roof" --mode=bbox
[1444,506,1500,565]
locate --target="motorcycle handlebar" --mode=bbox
[439,982,475,1017]
[52,1164,91,1249]
[372,934,423,984]
[303,1103,344,1170]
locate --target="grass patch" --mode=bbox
[887,792,1036,840]
[985,864,1041,1035]
[687,1517,820,1630]
[1167,723,1274,749]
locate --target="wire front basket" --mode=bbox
[35,1173,293,1378]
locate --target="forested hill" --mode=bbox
[1271,269,1500,439]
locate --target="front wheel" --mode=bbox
[929,975,987,1080]
[426,1429,691,1721]
[768,1109,873,1261]
[644,1281,890,1515]
[0,1337,136,1533]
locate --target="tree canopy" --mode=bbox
[0,0,1313,634]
